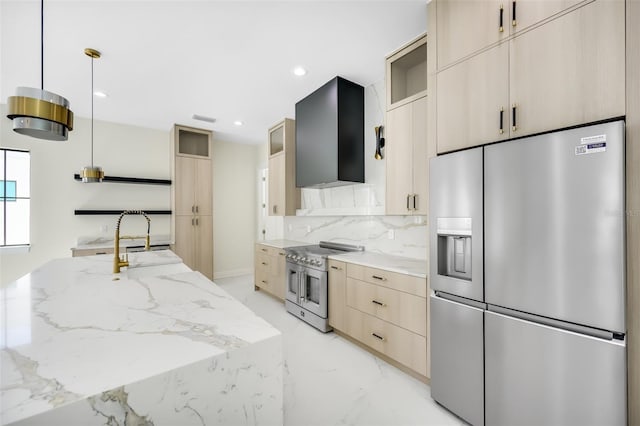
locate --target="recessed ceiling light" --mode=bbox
[93,91,107,98]
[233,120,244,126]
[293,66,307,76]
[192,114,216,123]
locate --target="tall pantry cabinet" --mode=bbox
[385,34,429,215]
[171,125,214,280]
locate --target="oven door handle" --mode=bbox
[300,270,307,303]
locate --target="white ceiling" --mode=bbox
[1,1,427,145]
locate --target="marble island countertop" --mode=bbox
[328,251,427,278]
[1,251,283,425]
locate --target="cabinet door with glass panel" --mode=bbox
[267,118,299,216]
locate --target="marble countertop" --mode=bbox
[256,239,307,250]
[0,251,281,425]
[72,234,172,251]
[328,251,428,279]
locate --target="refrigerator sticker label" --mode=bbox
[575,142,607,155]
[580,134,606,144]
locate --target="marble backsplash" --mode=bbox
[283,215,428,260]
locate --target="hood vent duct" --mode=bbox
[295,76,364,188]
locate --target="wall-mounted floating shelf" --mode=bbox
[74,210,171,216]
[73,174,171,185]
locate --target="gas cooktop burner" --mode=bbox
[285,241,364,271]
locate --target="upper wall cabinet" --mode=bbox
[386,35,427,111]
[435,0,625,153]
[436,0,587,70]
[175,125,211,159]
[268,118,300,216]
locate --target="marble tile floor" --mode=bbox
[215,274,463,426]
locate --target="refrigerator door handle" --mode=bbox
[487,304,623,342]
[434,291,487,311]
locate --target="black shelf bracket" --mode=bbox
[74,174,171,185]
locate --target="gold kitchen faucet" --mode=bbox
[113,210,151,274]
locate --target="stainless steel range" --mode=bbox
[285,241,364,332]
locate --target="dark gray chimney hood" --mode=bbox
[295,76,364,188]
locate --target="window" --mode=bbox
[1,149,30,247]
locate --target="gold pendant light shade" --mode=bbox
[7,88,74,141]
[6,0,74,141]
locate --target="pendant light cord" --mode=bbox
[91,55,94,168]
[40,0,44,90]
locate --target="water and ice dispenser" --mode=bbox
[436,218,472,281]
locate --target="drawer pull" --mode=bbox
[512,104,518,131]
[330,265,342,270]
[371,332,385,341]
[371,299,387,307]
[96,251,107,255]
[261,262,268,266]
[372,275,387,281]
[499,107,504,134]
[261,280,267,284]
[261,248,268,252]
[279,252,285,256]
[512,0,517,27]
[499,4,504,32]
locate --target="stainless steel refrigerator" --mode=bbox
[429,120,627,425]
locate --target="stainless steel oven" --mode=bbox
[284,241,363,332]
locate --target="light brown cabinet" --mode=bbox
[268,119,299,216]
[254,243,286,300]
[171,124,213,280]
[328,259,347,331]
[386,96,428,215]
[435,0,587,70]
[343,262,428,377]
[435,0,625,153]
[386,35,427,110]
[385,34,429,216]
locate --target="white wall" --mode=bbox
[0,104,171,285]
[211,138,259,279]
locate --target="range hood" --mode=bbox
[295,76,364,188]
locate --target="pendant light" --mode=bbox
[6,0,73,141]
[79,48,104,183]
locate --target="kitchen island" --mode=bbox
[1,251,283,425]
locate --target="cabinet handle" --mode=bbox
[512,1,517,27]
[195,217,199,226]
[371,332,385,341]
[279,252,285,256]
[371,299,387,307]
[191,205,195,213]
[261,262,268,266]
[261,248,268,252]
[512,104,518,132]
[195,205,199,213]
[499,5,504,32]
[406,195,411,211]
[272,205,277,214]
[261,280,267,284]
[330,265,342,270]
[499,107,504,134]
[191,218,195,226]
[372,275,387,281]
[412,194,417,211]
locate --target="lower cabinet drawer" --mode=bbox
[346,278,427,336]
[346,306,427,376]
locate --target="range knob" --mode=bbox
[301,257,308,263]
[312,260,321,266]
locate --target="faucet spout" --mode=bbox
[113,210,152,274]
